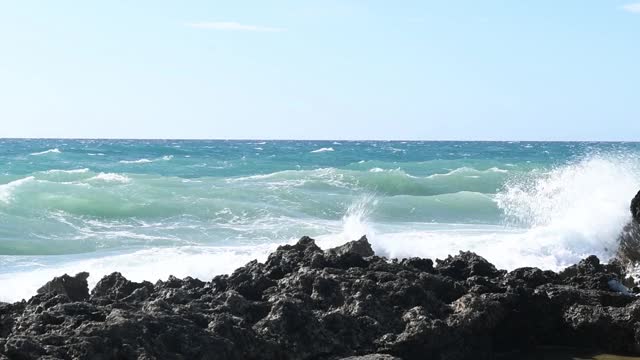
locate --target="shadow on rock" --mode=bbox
[1,233,640,359]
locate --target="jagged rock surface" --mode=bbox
[1,236,639,360]
[617,189,640,265]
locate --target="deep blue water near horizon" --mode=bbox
[1,139,639,301]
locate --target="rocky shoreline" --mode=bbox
[1,234,640,360]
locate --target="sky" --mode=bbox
[0,0,639,141]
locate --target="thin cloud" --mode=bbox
[187,21,285,32]
[622,3,640,13]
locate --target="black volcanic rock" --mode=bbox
[631,189,640,223]
[328,236,375,257]
[616,189,640,265]
[91,272,153,301]
[1,236,640,360]
[435,251,504,280]
[36,271,89,301]
[340,355,402,360]
[617,221,640,265]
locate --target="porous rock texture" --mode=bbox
[1,235,639,360]
[618,189,640,265]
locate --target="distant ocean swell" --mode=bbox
[0,140,639,302]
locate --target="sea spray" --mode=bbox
[334,154,640,271]
[2,140,640,302]
[316,194,378,249]
[495,155,639,261]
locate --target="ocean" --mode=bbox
[1,139,638,302]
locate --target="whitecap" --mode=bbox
[388,147,406,153]
[311,147,334,153]
[119,159,153,164]
[488,167,509,173]
[120,155,172,164]
[428,167,509,178]
[30,148,61,156]
[44,168,90,174]
[0,176,35,203]
[88,173,131,184]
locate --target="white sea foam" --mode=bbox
[30,148,61,156]
[314,155,640,271]
[120,159,153,164]
[88,173,131,183]
[0,177,35,204]
[0,245,281,302]
[496,156,637,231]
[368,155,637,270]
[428,167,509,178]
[120,155,173,164]
[2,154,639,303]
[387,147,406,153]
[43,168,90,174]
[488,167,509,173]
[310,147,334,153]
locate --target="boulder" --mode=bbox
[36,272,89,302]
[435,251,503,280]
[327,236,375,257]
[3,236,640,359]
[339,355,401,360]
[616,189,640,264]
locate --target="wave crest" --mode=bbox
[88,173,131,184]
[0,177,36,204]
[310,147,334,153]
[30,148,61,156]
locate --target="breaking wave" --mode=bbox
[310,147,334,153]
[3,141,640,303]
[30,148,61,156]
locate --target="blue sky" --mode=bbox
[0,0,639,140]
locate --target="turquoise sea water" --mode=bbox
[1,139,639,301]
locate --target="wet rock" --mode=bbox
[616,189,640,264]
[91,272,152,301]
[631,189,640,223]
[36,272,89,302]
[2,235,640,359]
[503,267,556,289]
[339,355,401,360]
[617,221,640,265]
[227,261,277,301]
[559,255,624,291]
[328,236,375,258]
[399,258,433,273]
[435,251,503,280]
[264,236,323,280]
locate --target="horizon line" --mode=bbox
[1,137,639,143]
